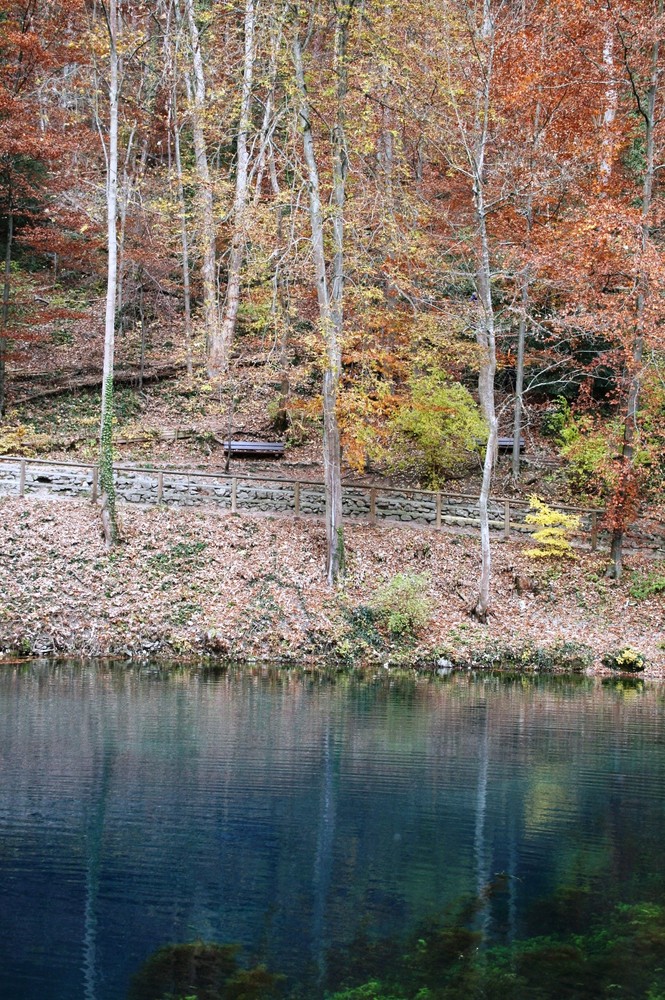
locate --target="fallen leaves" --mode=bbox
[0,495,662,674]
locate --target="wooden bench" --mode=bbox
[222,440,285,457]
[497,436,524,452]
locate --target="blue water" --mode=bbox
[0,665,663,999]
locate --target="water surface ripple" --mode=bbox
[0,666,663,999]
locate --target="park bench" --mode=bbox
[497,436,524,452]
[221,440,285,457]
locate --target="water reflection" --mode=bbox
[0,665,663,999]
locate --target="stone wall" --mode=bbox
[0,461,529,530]
[2,459,660,550]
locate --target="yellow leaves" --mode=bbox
[525,496,581,561]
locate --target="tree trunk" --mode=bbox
[182,0,218,373]
[173,94,193,377]
[270,159,291,433]
[607,8,659,578]
[600,15,617,184]
[98,0,120,548]
[474,222,498,622]
[511,270,527,480]
[472,12,498,622]
[0,207,12,417]
[292,13,348,584]
[213,0,256,375]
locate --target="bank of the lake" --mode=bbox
[0,496,663,675]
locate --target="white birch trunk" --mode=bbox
[292,20,346,584]
[600,17,617,184]
[472,9,497,621]
[182,0,218,373]
[173,96,193,377]
[213,0,256,374]
[99,0,120,547]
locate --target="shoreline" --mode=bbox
[0,496,663,677]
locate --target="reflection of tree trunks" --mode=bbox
[0,207,13,416]
[83,746,113,1000]
[312,724,335,988]
[473,706,491,940]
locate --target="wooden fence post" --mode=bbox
[157,472,164,504]
[369,488,376,523]
[503,499,510,538]
[231,477,237,514]
[591,511,598,551]
[294,481,300,517]
[19,460,26,497]
[436,493,442,530]
[91,466,98,503]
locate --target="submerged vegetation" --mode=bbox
[130,888,665,1000]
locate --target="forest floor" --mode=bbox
[0,494,663,676]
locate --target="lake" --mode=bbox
[0,665,664,1000]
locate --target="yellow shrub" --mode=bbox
[524,495,581,560]
[0,423,50,457]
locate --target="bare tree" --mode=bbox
[181,0,219,374]
[214,0,256,374]
[98,0,121,547]
[292,0,356,584]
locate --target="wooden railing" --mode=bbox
[0,454,604,548]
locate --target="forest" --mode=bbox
[0,0,664,650]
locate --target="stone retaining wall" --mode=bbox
[0,461,531,530]
[2,460,662,549]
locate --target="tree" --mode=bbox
[291,0,357,584]
[97,0,121,547]
[606,0,663,579]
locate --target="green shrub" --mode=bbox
[602,647,647,673]
[371,573,433,637]
[629,571,665,600]
[540,396,571,440]
[560,418,611,492]
[390,373,486,487]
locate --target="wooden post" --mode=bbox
[19,460,26,497]
[231,477,237,514]
[157,472,164,504]
[436,493,441,530]
[503,499,510,538]
[591,511,598,551]
[294,481,300,517]
[369,488,376,523]
[91,466,99,503]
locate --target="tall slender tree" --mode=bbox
[98,0,121,547]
